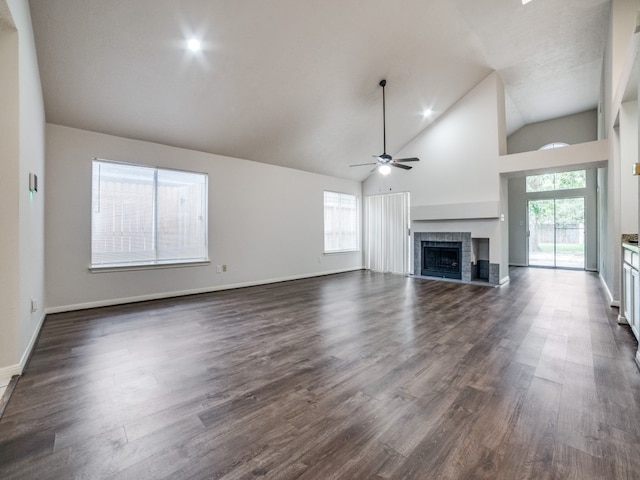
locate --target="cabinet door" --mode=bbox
[632,268,640,341]
[624,263,633,322]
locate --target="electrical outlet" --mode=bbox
[222,264,227,272]
[216,265,222,273]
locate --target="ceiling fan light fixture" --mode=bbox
[187,38,201,52]
[379,164,392,175]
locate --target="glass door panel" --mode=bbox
[555,197,585,269]
[528,199,555,267]
[527,197,585,269]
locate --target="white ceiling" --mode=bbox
[28,0,610,181]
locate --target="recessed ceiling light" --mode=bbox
[522,0,533,4]
[187,38,201,52]
[423,108,433,118]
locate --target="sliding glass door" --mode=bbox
[528,197,585,269]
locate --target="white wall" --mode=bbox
[611,0,640,104]
[620,100,638,234]
[0,8,20,381]
[507,110,598,154]
[363,72,508,281]
[507,177,527,266]
[601,0,640,304]
[598,166,610,288]
[45,124,362,311]
[498,140,608,176]
[0,0,46,385]
[607,126,622,303]
[365,73,503,207]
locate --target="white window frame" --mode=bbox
[525,170,587,193]
[91,158,209,271]
[323,191,360,253]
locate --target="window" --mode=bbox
[526,170,586,193]
[324,191,359,253]
[91,159,208,268]
[539,142,569,150]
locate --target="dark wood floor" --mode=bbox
[1,268,639,479]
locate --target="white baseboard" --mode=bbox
[46,267,365,314]
[0,311,46,387]
[499,275,510,285]
[599,272,619,307]
[0,365,20,388]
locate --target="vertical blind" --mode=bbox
[324,191,359,252]
[364,192,410,274]
[91,159,208,266]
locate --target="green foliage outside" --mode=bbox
[529,198,584,228]
[527,173,585,253]
[526,171,586,193]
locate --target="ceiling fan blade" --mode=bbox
[394,157,420,163]
[392,163,412,170]
[350,162,378,167]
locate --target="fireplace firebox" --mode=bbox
[421,241,462,279]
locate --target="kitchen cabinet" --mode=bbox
[620,243,640,344]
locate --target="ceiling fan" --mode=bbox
[350,79,420,175]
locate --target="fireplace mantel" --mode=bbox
[411,201,500,221]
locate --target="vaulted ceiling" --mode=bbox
[28,0,610,181]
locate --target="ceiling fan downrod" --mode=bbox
[348,78,420,172]
[380,79,386,156]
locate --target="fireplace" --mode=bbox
[413,232,500,285]
[421,241,462,279]
[413,232,472,282]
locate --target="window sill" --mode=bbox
[323,250,361,255]
[90,259,210,273]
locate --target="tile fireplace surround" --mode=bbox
[413,232,500,285]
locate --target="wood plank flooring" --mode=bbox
[1,267,639,479]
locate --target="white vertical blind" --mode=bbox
[92,160,208,266]
[364,192,410,274]
[324,191,359,252]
